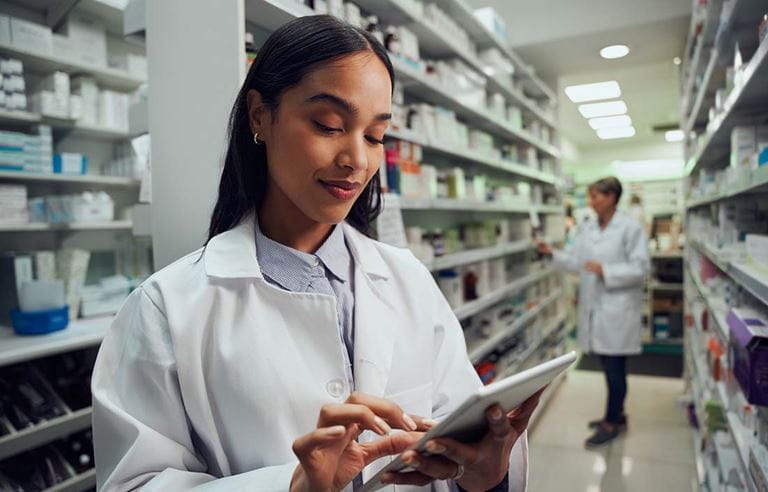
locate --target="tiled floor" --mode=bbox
[528,370,697,492]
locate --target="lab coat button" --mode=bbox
[326,379,345,398]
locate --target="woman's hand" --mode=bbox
[381,389,544,491]
[290,392,434,492]
[584,261,604,278]
[536,241,553,256]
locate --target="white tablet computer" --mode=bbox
[361,351,578,492]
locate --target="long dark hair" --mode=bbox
[206,15,394,243]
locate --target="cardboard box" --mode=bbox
[10,18,52,55]
[727,308,768,406]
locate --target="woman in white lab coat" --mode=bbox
[538,177,649,448]
[91,15,538,492]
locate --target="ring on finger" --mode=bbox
[451,463,465,480]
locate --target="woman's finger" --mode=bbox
[346,392,419,431]
[360,432,422,465]
[423,438,481,467]
[508,389,545,432]
[292,425,348,459]
[317,403,393,436]
[411,415,439,431]
[400,450,459,481]
[381,471,434,487]
[485,404,512,441]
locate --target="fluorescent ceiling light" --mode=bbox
[597,126,636,139]
[673,56,682,65]
[665,130,684,142]
[564,81,621,103]
[600,45,630,59]
[588,115,632,130]
[578,100,628,118]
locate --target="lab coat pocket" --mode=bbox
[384,382,433,419]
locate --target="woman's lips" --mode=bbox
[319,180,360,200]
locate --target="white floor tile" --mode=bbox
[529,369,697,491]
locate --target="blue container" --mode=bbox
[10,306,69,335]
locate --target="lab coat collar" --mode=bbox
[204,214,391,281]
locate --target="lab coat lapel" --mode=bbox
[343,224,397,398]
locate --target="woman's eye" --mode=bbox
[313,121,342,134]
[366,135,385,145]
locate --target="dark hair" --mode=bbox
[588,176,623,205]
[206,15,394,243]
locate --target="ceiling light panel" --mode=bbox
[588,115,632,130]
[665,130,684,142]
[597,126,636,139]
[578,100,628,118]
[600,45,630,59]
[564,81,621,103]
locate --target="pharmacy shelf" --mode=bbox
[497,313,567,379]
[426,239,533,272]
[0,315,112,368]
[455,267,554,322]
[47,469,97,492]
[684,47,720,134]
[0,42,145,92]
[686,261,731,342]
[680,0,722,118]
[0,220,133,232]
[685,35,768,175]
[0,407,92,461]
[0,170,140,187]
[0,109,131,140]
[385,128,559,185]
[689,239,768,308]
[389,56,560,158]
[649,281,684,292]
[467,288,562,363]
[400,198,561,214]
[686,166,768,208]
[0,109,42,125]
[651,251,684,259]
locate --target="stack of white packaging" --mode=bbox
[56,13,107,67]
[108,53,148,79]
[0,184,28,224]
[0,125,53,173]
[423,3,474,56]
[474,7,508,42]
[99,90,129,131]
[0,57,26,111]
[104,134,150,178]
[57,249,91,320]
[478,48,515,88]
[30,71,70,118]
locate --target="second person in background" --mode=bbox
[538,176,649,448]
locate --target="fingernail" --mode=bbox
[327,425,346,437]
[423,418,439,428]
[403,455,420,468]
[403,413,418,431]
[374,416,392,435]
[490,407,504,421]
[426,441,446,454]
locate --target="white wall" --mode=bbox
[564,140,684,184]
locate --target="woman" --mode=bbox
[91,15,538,491]
[538,177,649,448]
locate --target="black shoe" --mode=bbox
[585,423,621,449]
[587,415,627,430]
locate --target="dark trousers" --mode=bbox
[599,355,627,424]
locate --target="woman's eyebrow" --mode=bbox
[305,93,392,121]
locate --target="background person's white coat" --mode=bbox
[551,212,650,355]
[91,218,528,491]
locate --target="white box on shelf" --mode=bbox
[474,7,508,41]
[57,13,108,67]
[10,17,53,55]
[52,33,78,61]
[29,90,69,119]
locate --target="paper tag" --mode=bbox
[376,193,407,248]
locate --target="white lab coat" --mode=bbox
[91,217,528,491]
[551,212,649,355]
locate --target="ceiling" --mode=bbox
[469,0,692,150]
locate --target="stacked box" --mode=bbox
[0,184,28,224]
[0,125,53,173]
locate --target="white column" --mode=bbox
[146,0,246,269]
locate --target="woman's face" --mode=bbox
[249,52,392,225]
[588,189,616,216]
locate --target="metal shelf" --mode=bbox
[0,220,133,232]
[0,315,112,368]
[0,170,140,187]
[385,128,559,185]
[466,288,562,363]
[649,281,684,292]
[685,36,768,175]
[686,165,768,208]
[46,468,97,492]
[651,251,684,259]
[426,239,533,272]
[0,109,42,124]
[496,313,567,379]
[455,267,554,322]
[0,42,145,92]
[400,198,561,214]
[0,109,132,140]
[0,408,92,461]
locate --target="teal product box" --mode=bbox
[53,153,87,175]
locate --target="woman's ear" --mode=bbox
[246,89,267,136]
